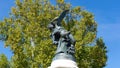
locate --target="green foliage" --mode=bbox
[0,0,107,68]
[0,54,10,68]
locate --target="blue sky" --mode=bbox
[0,0,120,68]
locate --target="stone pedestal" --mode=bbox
[48,59,78,68]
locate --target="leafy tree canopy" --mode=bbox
[0,0,107,68]
[0,54,10,68]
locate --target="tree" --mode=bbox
[0,54,10,68]
[0,0,107,68]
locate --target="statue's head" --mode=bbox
[52,17,59,22]
[48,10,69,31]
[47,17,59,31]
[47,22,55,31]
[51,17,60,26]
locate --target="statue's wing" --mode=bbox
[57,10,69,26]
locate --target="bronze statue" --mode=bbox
[48,10,76,62]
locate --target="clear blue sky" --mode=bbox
[0,0,120,68]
